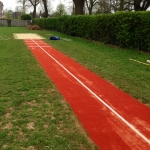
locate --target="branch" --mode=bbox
[142,0,150,10]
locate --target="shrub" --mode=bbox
[34,12,150,52]
[21,14,32,20]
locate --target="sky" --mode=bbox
[2,0,67,12]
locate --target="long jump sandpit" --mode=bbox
[13,33,45,39]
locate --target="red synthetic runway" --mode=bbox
[24,39,150,149]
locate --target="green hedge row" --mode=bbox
[34,11,150,52]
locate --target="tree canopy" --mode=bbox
[14,0,150,18]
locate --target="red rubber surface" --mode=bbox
[24,39,150,149]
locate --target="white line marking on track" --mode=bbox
[28,46,51,48]
[30,39,150,145]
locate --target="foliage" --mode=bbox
[34,11,150,52]
[21,14,32,20]
[53,3,67,17]
[4,10,13,20]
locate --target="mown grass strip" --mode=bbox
[0,27,97,150]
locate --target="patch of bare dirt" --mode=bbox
[2,144,8,149]
[5,113,11,118]
[26,146,36,150]
[43,124,49,129]
[2,122,12,129]
[28,100,38,107]
[27,122,35,130]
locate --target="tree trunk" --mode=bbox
[134,0,150,11]
[134,0,141,11]
[85,0,97,15]
[42,0,48,18]
[119,0,124,11]
[29,0,40,18]
[89,8,92,15]
[141,0,150,11]
[73,0,85,15]
[33,5,36,18]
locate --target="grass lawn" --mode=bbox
[0,26,150,149]
[0,27,97,150]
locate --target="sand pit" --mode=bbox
[14,33,45,39]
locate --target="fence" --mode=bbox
[0,20,32,27]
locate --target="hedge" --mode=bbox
[21,14,32,20]
[34,11,150,52]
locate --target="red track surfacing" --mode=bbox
[24,39,150,150]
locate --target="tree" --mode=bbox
[109,0,150,12]
[41,0,48,17]
[73,0,85,15]
[16,0,31,13]
[133,0,150,11]
[64,0,75,15]
[52,3,67,17]
[109,0,123,12]
[40,0,53,17]
[85,0,98,15]
[21,14,32,20]
[94,0,111,14]
[28,0,41,18]
[4,9,13,19]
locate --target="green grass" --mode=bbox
[0,27,97,150]
[0,26,150,149]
